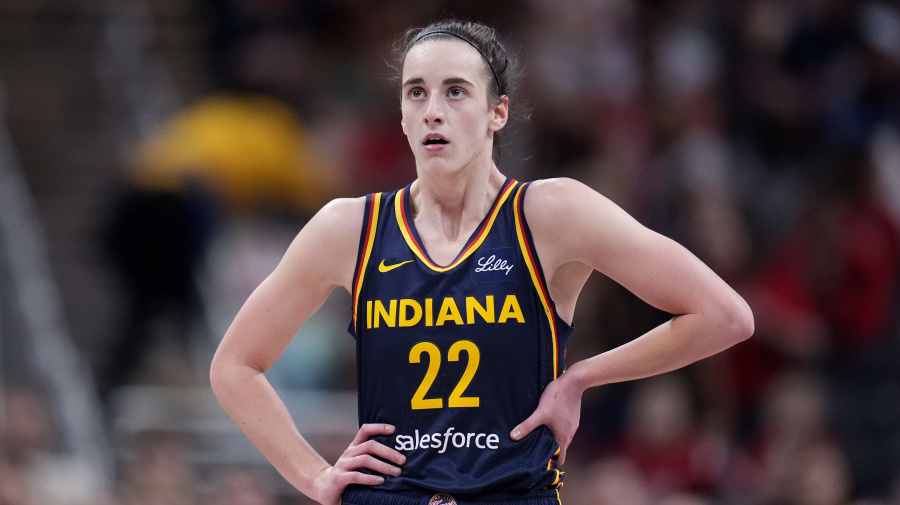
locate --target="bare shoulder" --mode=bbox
[522,177,650,270]
[523,177,627,228]
[307,196,367,239]
[297,196,367,249]
[519,178,600,276]
[521,177,619,245]
[278,196,368,292]
[523,177,599,217]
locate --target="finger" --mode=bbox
[510,413,542,441]
[349,439,407,466]
[341,471,385,487]
[341,454,402,477]
[558,445,567,466]
[351,423,395,446]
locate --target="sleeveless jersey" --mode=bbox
[348,179,573,496]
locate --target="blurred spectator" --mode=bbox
[99,181,213,400]
[132,94,340,215]
[745,372,835,505]
[0,384,111,505]
[208,466,277,505]
[751,155,899,359]
[566,456,652,505]
[117,430,197,505]
[0,460,30,505]
[784,441,853,505]
[0,385,54,466]
[615,374,724,498]
[98,94,342,400]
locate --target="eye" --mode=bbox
[447,87,467,99]
[408,87,425,100]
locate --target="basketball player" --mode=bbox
[210,20,754,505]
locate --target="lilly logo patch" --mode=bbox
[429,494,457,505]
[473,247,515,283]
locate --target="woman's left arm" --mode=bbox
[510,178,754,463]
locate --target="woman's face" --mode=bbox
[400,39,508,175]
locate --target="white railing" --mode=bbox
[0,78,113,480]
[96,0,183,151]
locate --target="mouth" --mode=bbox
[422,135,449,152]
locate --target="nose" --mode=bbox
[423,93,445,124]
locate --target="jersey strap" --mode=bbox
[513,182,561,379]
[351,192,383,334]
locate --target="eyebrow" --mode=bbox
[402,77,475,88]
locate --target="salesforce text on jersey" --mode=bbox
[394,427,500,453]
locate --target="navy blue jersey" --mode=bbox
[348,179,573,497]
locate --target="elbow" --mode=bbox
[209,348,265,402]
[209,351,234,401]
[209,354,225,399]
[726,297,755,345]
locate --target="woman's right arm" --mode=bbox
[209,197,405,505]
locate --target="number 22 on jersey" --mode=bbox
[409,340,480,410]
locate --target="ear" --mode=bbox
[401,118,407,135]
[489,95,509,132]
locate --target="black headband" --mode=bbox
[412,30,504,96]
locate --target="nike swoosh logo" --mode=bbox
[378,259,414,273]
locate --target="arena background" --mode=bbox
[1,0,899,504]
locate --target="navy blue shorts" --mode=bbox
[342,489,562,505]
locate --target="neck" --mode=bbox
[409,161,506,241]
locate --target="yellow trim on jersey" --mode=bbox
[551,469,562,486]
[513,184,559,379]
[547,447,562,484]
[394,181,517,272]
[353,192,382,331]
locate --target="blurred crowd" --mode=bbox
[3,0,900,504]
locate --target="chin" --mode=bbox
[418,155,461,173]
